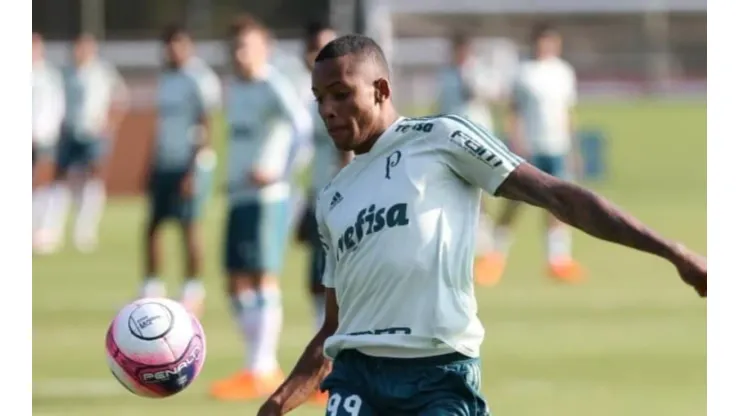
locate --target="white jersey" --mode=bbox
[62,59,128,137]
[32,60,65,147]
[511,57,577,156]
[317,114,523,359]
[438,61,496,132]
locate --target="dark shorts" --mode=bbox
[530,154,570,179]
[297,202,325,288]
[321,350,490,416]
[224,199,291,275]
[56,129,109,173]
[147,166,213,224]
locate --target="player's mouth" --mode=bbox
[327,125,350,135]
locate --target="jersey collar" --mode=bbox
[354,116,406,162]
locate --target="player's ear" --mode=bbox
[373,78,391,103]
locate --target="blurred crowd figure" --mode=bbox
[32,32,129,254]
[456,23,584,286]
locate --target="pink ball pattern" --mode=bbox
[105,299,206,398]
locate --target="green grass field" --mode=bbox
[33,101,707,416]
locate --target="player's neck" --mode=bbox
[354,108,400,155]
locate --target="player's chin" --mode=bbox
[329,130,355,151]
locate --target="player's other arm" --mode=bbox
[259,206,337,415]
[442,116,706,297]
[259,289,337,415]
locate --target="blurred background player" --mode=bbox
[210,15,312,401]
[436,32,505,285]
[139,25,221,314]
[479,22,582,285]
[295,20,352,343]
[40,33,129,254]
[32,32,65,253]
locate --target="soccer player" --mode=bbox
[479,23,583,285]
[41,33,129,253]
[32,32,65,253]
[256,34,707,416]
[297,20,353,338]
[436,32,505,286]
[209,16,312,401]
[139,25,221,315]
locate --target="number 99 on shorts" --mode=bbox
[326,392,365,416]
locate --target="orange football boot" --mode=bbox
[548,257,585,283]
[210,370,284,401]
[474,252,506,286]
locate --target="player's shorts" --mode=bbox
[224,198,291,275]
[56,129,109,173]
[296,199,325,288]
[321,349,490,416]
[147,166,213,224]
[530,154,570,179]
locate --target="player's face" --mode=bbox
[32,33,44,62]
[453,42,472,66]
[304,29,337,70]
[312,55,387,152]
[535,33,562,58]
[165,35,192,67]
[233,29,269,76]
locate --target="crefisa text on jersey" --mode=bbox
[450,130,505,168]
[336,203,410,260]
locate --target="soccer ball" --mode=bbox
[105,298,206,398]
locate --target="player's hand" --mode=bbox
[670,245,707,297]
[180,172,195,198]
[250,170,275,187]
[256,399,283,416]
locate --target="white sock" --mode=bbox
[492,226,513,255]
[32,187,50,234]
[141,277,166,298]
[547,226,572,263]
[232,286,283,375]
[40,182,71,243]
[312,293,326,330]
[74,179,106,245]
[475,212,496,256]
[181,278,205,302]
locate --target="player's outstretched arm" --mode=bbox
[257,289,338,415]
[496,163,707,297]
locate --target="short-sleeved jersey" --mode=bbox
[437,62,496,132]
[511,57,577,156]
[316,114,523,360]
[224,67,312,204]
[32,61,65,147]
[153,60,221,171]
[62,59,128,138]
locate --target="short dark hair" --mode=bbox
[228,14,268,39]
[305,20,332,41]
[451,31,472,48]
[161,23,189,43]
[531,21,558,42]
[315,34,389,75]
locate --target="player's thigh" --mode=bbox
[416,358,489,416]
[223,199,290,276]
[325,390,377,416]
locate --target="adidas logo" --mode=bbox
[329,192,343,210]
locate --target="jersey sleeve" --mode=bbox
[271,74,313,146]
[564,63,577,106]
[439,114,524,195]
[315,197,336,288]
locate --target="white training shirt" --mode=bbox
[511,57,577,156]
[63,59,129,137]
[32,60,65,147]
[316,114,523,359]
[438,61,497,132]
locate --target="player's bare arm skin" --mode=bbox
[496,163,707,297]
[258,289,338,415]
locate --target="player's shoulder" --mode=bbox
[413,114,492,140]
[265,67,299,99]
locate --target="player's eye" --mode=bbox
[332,91,350,101]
